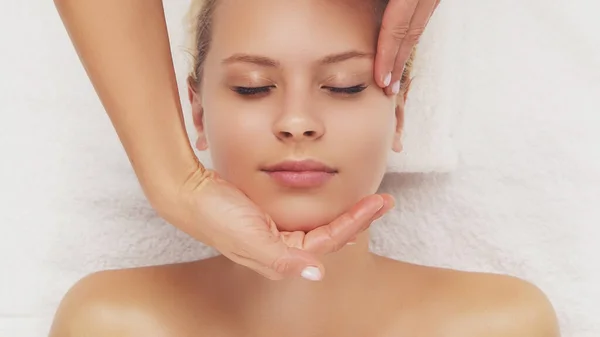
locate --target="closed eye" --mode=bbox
[231,84,368,97]
[322,84,368,95]
[231,86,275,96]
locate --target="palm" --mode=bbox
[189,169,393,279]
[201,174,326,252]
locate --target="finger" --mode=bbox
[303,194,385,255]
[346,235,358,245]
[369,193,396,222]
[280,231,306,250]
[374,0,420,88]
[224,251,285,281]
[347,194,396,243]
[232,223,325,281]
[235,245,325,281]
[227,247,325,282]
[385,0,438,95]
[281,195,394,250]
[269,246,325,281]
[352,194,395,234]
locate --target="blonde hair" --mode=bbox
[186,0,415,92]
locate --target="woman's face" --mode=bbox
[189,0,404,232]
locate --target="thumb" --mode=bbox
[231,222,325,281]
[273,245,325,281]
[239,242,325,282]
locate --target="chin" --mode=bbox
[264,198,345,233]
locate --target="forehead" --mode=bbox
[208,0,379,61]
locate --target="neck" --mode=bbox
[223,231,377,317]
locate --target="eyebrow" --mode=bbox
[221,50,373,67]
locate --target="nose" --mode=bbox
[272,100,324,142]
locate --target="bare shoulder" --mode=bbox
[48,257,228,337]
[440,268,560,337]
[378,258,561,337]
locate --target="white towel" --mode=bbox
[0,1,598,337]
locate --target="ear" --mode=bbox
[187,76,208,151]
[392,102,404,153]
[392,78,413,152]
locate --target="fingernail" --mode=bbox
[346,241,357,246]
[377,200,385,212]
[383,72,392,87]
[374,194,385,211]
[391,80,401,95]
[301,266,322,281]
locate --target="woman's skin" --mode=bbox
[52,0,437,281]
[49,1,560,336]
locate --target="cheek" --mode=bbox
[335,102,395,202]
[348,122,393,204]
[202,101,267,181]
[337,101,396,180]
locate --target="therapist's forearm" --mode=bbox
[54,0,201,208]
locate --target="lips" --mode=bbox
[261,159,337,188]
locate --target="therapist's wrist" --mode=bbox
[147,157,214,241]
[139,150,205,217]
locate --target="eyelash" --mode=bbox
[232,86,275,96]
[322,85,368,95]
[231,84,368,96]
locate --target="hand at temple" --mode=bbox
[374,0,441,95]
